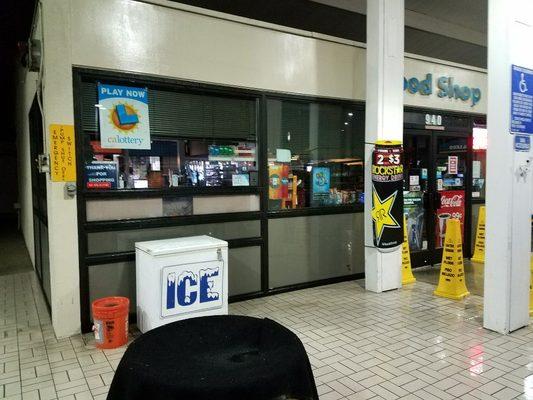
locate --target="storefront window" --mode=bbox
[83,138,257,189]
[81,82,258,190]
[266,99,364,210]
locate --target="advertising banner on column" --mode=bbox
[435,190,465,248]
[371,141,404,250]
[98,83,151,150]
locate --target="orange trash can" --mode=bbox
[92,297,130,349]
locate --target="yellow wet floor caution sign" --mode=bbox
[471,206,486,263]
[402,214,416,284]
[434,219,470,300]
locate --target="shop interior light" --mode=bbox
[328,157,361,162]
[348,112,353,117]
[473,127,488,150]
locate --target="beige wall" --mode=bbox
[69,0,486,112]
[20,0,487,337]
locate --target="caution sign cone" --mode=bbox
[434,219,470,300]
[471,206,486,263]
[402,214,416,284]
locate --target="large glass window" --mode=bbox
[81,82,258,190]
[266,99,364,210]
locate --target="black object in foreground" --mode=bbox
[107,315,319,400]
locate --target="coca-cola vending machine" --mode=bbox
[435,190,465,247]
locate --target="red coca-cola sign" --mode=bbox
[440,193,463,208]
[435,190,465,248]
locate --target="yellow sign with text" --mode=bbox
[434,219,470,300]
[50,124,76,182]
[401,214,416,284]
[471,206,485,263]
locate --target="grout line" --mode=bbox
[28,271,60,400]
[12,274,23,400]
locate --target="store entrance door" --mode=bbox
[403,130,470,268]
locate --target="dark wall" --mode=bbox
[0,0,35,220]
[0,142,18,217]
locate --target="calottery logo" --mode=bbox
[371,186,401,243]
[109,103,140,132]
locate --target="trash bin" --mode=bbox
[135,235,228,333]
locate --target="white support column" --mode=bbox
[484,0,533,334]
[41,0,81,338]
[364,0,404,292]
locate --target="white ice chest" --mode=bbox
[135,235,228,333]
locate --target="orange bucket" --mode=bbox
[92,297,129,349]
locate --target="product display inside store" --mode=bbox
[266,99,365,210]
[84,138,257,189]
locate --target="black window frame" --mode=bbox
[73,67,365,333]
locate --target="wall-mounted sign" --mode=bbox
[448,156,459,174]
[425,114,442,126]
[50,124,76,182]
[371,141,404,250]
[85,161,118,189]
[404,73,481,107]
[510,65,533,134]
[514,135,531,152]
[98,83,151,149]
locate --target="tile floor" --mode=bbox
[415,261,485,297]
[2,271,533,400]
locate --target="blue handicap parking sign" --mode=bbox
[511,65,533,134]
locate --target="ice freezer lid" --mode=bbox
[135,235,228,256]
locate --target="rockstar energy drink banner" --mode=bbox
[371,140,404,250]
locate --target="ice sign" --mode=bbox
[162,261,223,317]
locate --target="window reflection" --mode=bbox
[266,99,364,210]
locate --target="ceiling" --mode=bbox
[406,0,487,34]
[312,0,487,47]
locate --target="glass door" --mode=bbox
[433,135,469,263]
[404,131,470,267]
[403,132,434,267]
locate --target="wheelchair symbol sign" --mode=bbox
[511,65,533,134]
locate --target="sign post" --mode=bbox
[371,140,404,250]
